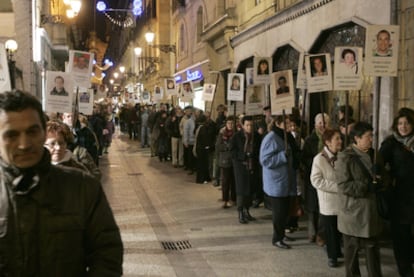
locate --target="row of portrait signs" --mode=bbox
[7,24,396,116]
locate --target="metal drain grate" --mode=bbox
[161,240,192,250]
[127,172,142,176]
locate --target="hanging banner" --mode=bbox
[254,57,272,84]
[227,73,244,101]
[165,78,178,98]
[305,53,332,93]
[364,25,399,77]
[334,47,363,90]
[202,83,216,102]
[67,50,94,89]
[296,53,307,89]
[78,88,94,115]
[45,71,74,113]
[179,80,194,102]
[0,44,11,92]
[246,85,265,115]
[270,70,295,115]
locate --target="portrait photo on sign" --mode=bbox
[334,47,363,91]
[78,89,94,115]
[270,70,295,115]
[246,68,254,86]
[296,53,307,89]
[253,57,272,84]
[364,24,399,77]
[305,53,332,93]
[227,73,244,101]
[79,91,90,103]
[246,85,264,115]
[202,83,216,102]
[45,71,74,113]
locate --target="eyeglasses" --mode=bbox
[44,141,66,148]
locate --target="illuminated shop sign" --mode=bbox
[175,68,203,83]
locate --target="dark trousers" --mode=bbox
[269,196,290,243]
[196,150,211,183]
[343,234,382,277]
[221,167,236,202]
[390,221,414,277]
[184,145,196,171]
[320,214,342,260]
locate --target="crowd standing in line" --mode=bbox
[0,86,412,276]
[127,100,414,276]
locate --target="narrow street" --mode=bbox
[100,132,398,277]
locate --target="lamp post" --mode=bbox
[5,39,18,90]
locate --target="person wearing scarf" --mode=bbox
[231,116,261,224]
[380,108,414,277]
[310,129,343,267]
[0,90,122,275]
[260,116,299,249]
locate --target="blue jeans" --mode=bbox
[141,126,150,147]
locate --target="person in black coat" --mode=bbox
[380,108,414,277]
[301,113,330,245]
[231,116,262,224]
[194,115,212,183]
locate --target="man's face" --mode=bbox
[278,78,287,88]
[377,32,390,53]
[55,78,64,90]
[0,108,46,168]
[243,120,253,134]
[77,57,88,69]
[355,130,373,152]
[62,112,73,127]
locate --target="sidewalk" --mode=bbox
[100,133,398,277]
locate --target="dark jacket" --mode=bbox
[301,131,321,212]
[380,135,414,223]
[166,115,182,138]
[231,130,261,196]
[0,165,123,276]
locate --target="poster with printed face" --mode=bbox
[227,73,244,101]
[270,70,295,115]
[67,50,94,89]
[165,78,178,97]
[202,83,216,102]
[305,53,332,93]
[153,85,163,101]
[142,90,150,104]
[45,71,74,113]
[0,44,11,92]
[180,81,194,102]
[334,47,363,90]
[296,53,307,89]
[254,57,272,84]
[246,68,254,86]
[246,85,265,115]
[364,25,399,76]
[94,84,107,100]
[78,88,94,115]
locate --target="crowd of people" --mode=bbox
[1,88,413,276]
[119,100,414,276]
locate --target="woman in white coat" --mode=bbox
[310,128,343,267]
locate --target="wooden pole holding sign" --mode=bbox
[209,72,221,113]
[319,92,326,129]
[373,77,381,179]
[72,86,80,128]
[344,91,350,147]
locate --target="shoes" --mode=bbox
[212,181,220,187]
[222,202,232,209]
[283,236,296,242]
[244,209,256,221]
[252,199,263,208]
[239,211,248,224]
[328,259,338,268]
[316,235,326,247]
[309,235,316,243]
[273,241,291,249]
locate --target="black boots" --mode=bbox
[244,208,256,221]
[239,210,248,224]
[238,208,256,224]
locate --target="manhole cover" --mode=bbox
[161,240,192,250]
[127,173,142,176]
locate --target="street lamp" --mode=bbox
[5,39,18,89]
[145,29,155,44]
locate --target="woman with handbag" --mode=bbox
[310,128,343,268]
[216,117,236,208]
[380,108,414,277]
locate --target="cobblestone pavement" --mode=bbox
[100,133,399,277]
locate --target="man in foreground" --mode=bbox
[0,90,123,276]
